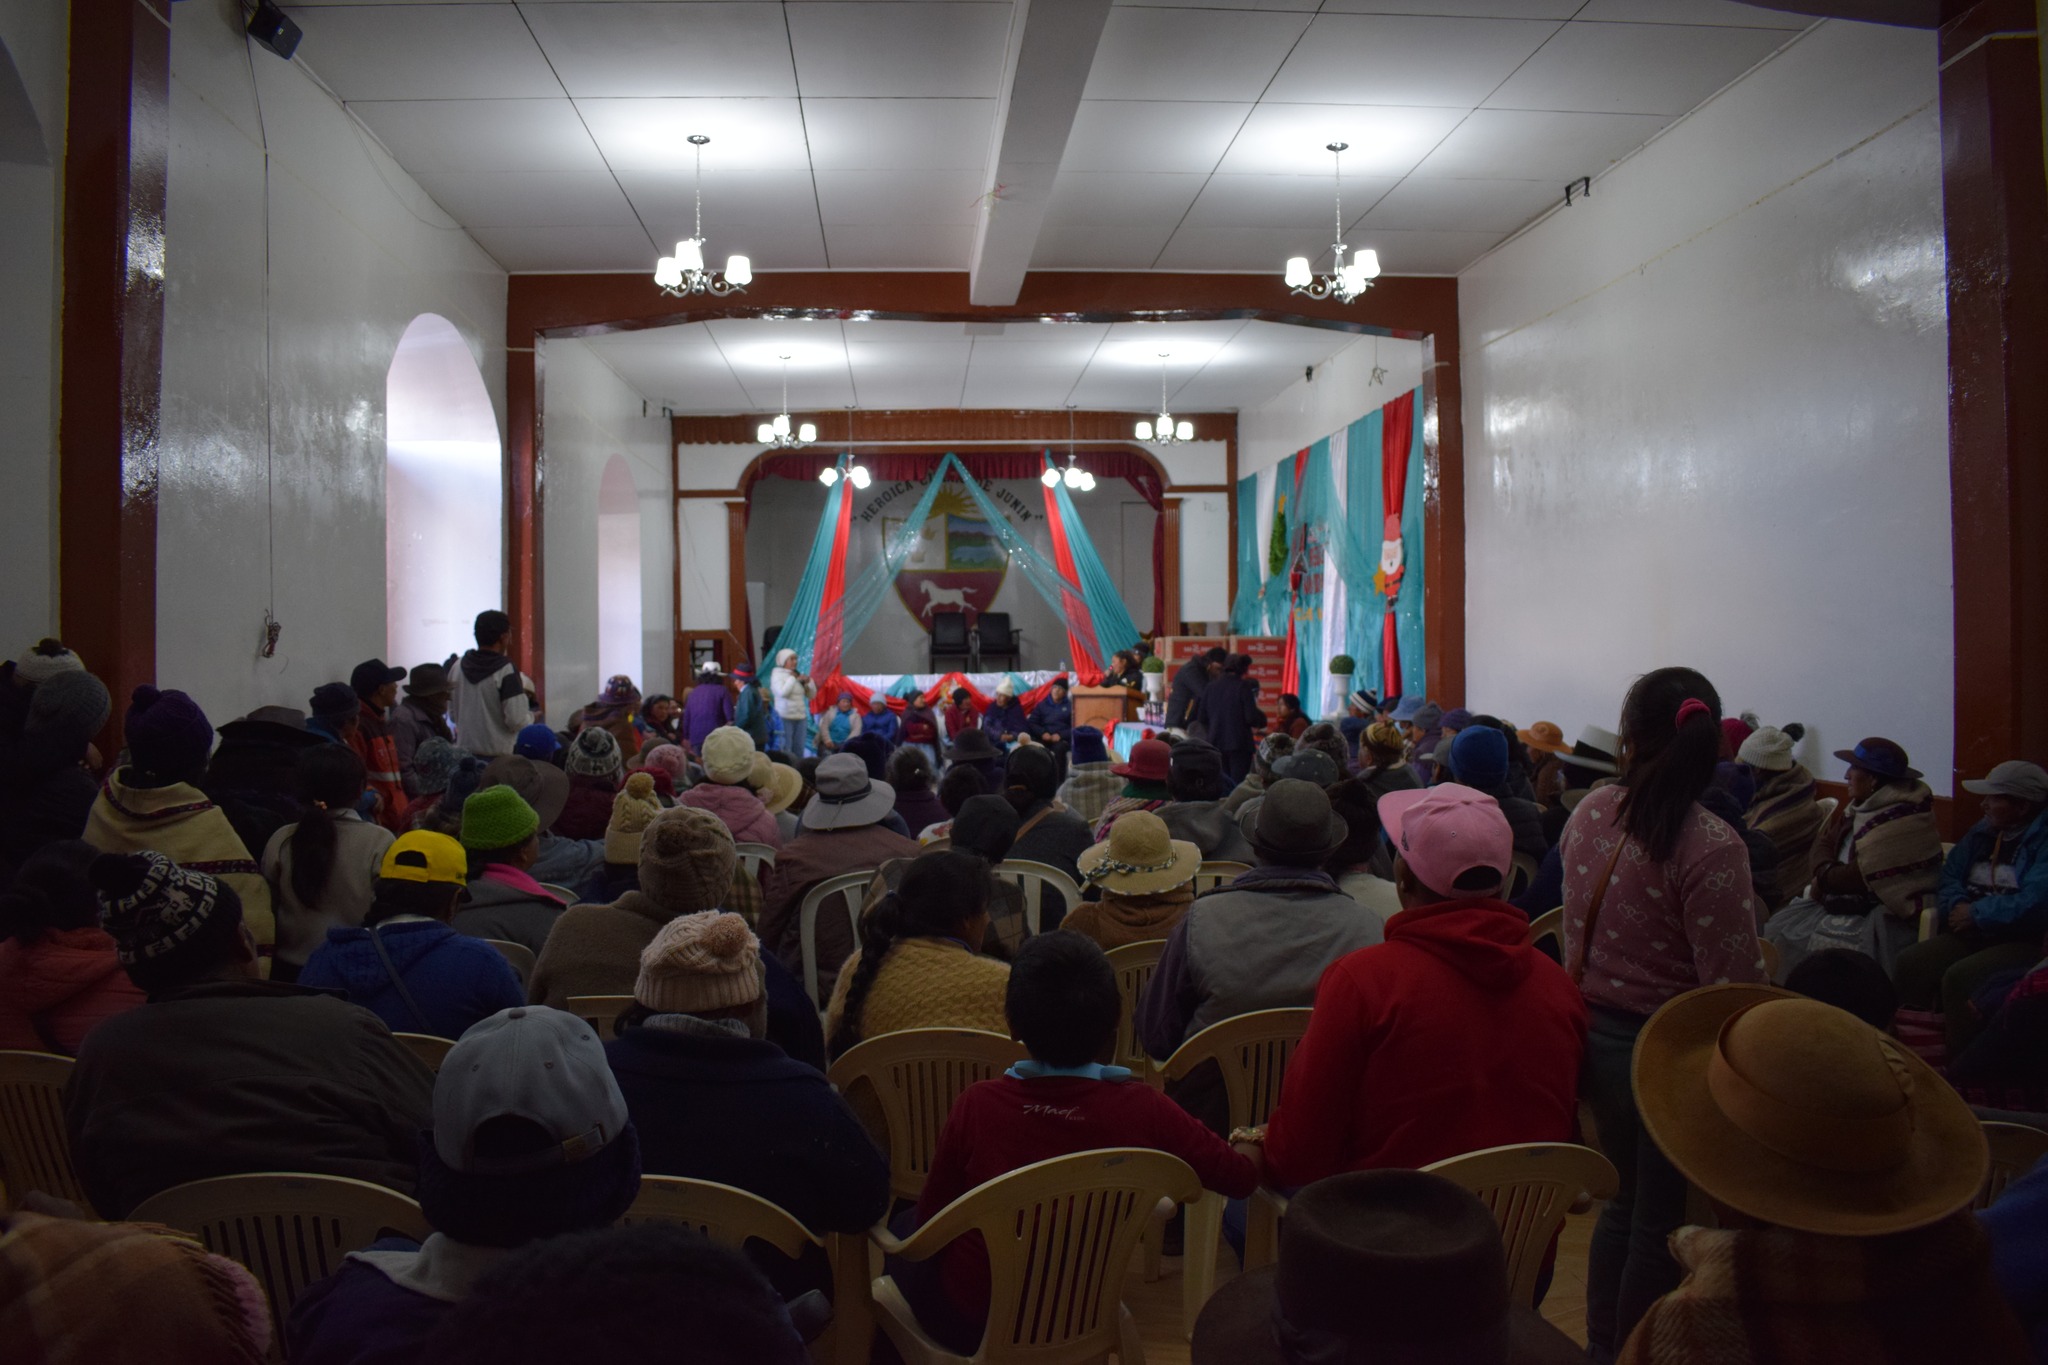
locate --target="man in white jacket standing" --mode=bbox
[453,610,534,758]
[769,648,815,755]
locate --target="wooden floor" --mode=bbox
[1119,1206,1595,1363]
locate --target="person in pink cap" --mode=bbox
[1244,783,1588,1187]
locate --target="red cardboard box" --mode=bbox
[1230,635,1287,726]
[1154,636,1222,670]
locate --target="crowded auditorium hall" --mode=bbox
[2,0,2044,1361]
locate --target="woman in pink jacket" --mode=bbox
[678,728,784,848]
[0,841,145,1054]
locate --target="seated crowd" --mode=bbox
[1,621,2043,1365]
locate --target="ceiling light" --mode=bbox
[1040,465,1061,488]
[759,355,815,450]
[818,465,839,486]
[653,136,750,298]
[1136,354,1195,446]
[1283,142,1380,305]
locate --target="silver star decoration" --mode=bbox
[1370,362,1388,385]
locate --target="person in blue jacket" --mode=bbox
[298,830,526,1040]
[980,682,1031,748]
[1027,676,1073,746]
[1894,760,2048,1052]
[852,692,899,747]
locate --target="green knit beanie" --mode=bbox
[460,784,539,851]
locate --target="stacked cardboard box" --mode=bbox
[1230,635,1287,726]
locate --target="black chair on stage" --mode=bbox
[930,610,973,673]
[974,612,1021,672]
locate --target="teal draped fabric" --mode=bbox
[1289,437,1382,719]
[941,458,1097,648]
[1229,475,1263,633]
[1049,469,1143,667]
[1347,408,1388,697]
[835,465,955,663]
[775,478,846,672]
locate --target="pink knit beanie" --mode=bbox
[635,911,763,1015]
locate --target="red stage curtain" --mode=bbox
[1379,391,1416,695]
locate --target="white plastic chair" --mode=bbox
[991,859,1084,937]
[0,1049,90,1209]
[1191,860,1249,894]
[1508,851,1540,900]
[1524,906,1564,952]
[566,993,634,1040]
[827,1027,1026,1202]
[734,841,778,886]
[1423,1143,1620,1305]
[800,869,879,1008]
[482,938,537,986]
[391,1032,456,1072]
[1977,1122,2048,1210]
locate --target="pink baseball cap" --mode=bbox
[1377,783,1513,898]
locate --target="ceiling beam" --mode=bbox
[967,0,1113,307]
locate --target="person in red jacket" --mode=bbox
[1254,782,1587,1184]
[350,660,410,832]
[0,841,145,1054]
[898,931,1258,1353]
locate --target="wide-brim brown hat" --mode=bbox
[1238,778,1347,863]
[1635,984,1987,1237]
[479,755,570,832]
[1079,810,1201,896]
[1191,1170,1586,1365]
[947,729,1001,763]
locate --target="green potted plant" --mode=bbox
[1140,653,1166,704]
[1324,654,1357,719]
[1328,654,1356,676]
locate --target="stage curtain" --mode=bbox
[1384,389,1426,701]
[1046,457,1144,677]
[1228,475,1264,633]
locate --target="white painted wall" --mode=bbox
[1179,491,1229,624]
[157,0,506,724]
[1459,20,1951,790]
[1239,334,1425,478]
[0,1,67,649]
[541,337,674,713]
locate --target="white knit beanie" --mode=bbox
[1737,725,1798,772]
[635,910,763,1015]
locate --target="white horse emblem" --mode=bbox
[918,582,972,617]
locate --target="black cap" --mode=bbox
[351,658,408,698]
[310,682,359,722]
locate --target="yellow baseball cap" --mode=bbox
[379,831,469,887]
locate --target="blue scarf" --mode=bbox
[1005,1059,1134,1082]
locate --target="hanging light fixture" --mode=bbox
[1042,407,1096,491]
[1283,142,1380,304]
[817,408,870,487]
[1135,355,1195,445]
[653,135,752,297]
[758,355,817,449]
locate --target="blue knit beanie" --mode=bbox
[1448,725,1509,790]
[1071,726,1109,766]
[515,724,562,762]
[124,686,214,779]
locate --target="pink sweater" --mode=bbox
[678,781,783,849]
[1558,786,1767,1018]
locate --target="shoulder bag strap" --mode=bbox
[365,924,434,1034]
[1567,825,1633,986]
[1015,804,1057,841]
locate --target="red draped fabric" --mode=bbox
[817,671,1062,718]
[1040,471,1106,685]
[1380,390,1416,696]
[809,477,857,683]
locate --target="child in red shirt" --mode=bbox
[895,931,1258,1353]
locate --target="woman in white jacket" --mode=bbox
[769,648,816,755]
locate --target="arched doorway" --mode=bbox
[596,453,642,686]
[386,314,502,669]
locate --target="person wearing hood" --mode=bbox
[768,650,815,755]
[1,670,111,875]
[1164,646,1225,733]
[1155,741,1255,864]
[1736,723,1822,909]
[817,692,857,755]
[679,728,783,848]
[1055,725,1121,829]
[389,664,457,796]
[1252,784,1586,1184]
[452,611,534,759]
[979,683,1030,748]
[1763,737,1942,980]
[851,691,900,748]
[0,840,145,1053]
[1445,725,1548,864]
[1391,696,1445,784]
[682,664,734,755]
[1066,811,1201,951]
[297,832,525,1039]
[84,686,276,954]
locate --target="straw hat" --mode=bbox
[1079,811,1200,896]
[752,758,804,816]
[1634,984,1986,1236]
[1517,720,1569,757]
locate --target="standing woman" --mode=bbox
[1558,667,1767,1364]
[769,649,815,756]
[261,744,397,981]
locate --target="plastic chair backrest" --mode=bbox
[733,842,778,887]
[1192,860,1249,894]
[1814,796,1840,824]
[1161,1008,1313,1129]
[799,869,877,1007]
[483,938,537,985]
[620,1174,823,1257]
[884,1147,1198,1363]
[1103,940,1169,1076]
[1977,1122,2048,1210]
[128,1173,431,1350]
[991,859,1084,937]
[0,1050,89,1208]
[1508,852,1540,900]
[828,1027,1025,1200]
[1422,1143,1621,1306]
[1758,938,1782,981]
[567,994,634,1040]
[392,1033,456,1072]
[539,884,581,906]
[1525,906,1564,951]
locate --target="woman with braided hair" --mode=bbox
[823,850,1008,1059]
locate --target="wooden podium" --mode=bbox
[1072,685,1138,732]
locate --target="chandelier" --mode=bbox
[757,356,816,449]
[1043,407,1095,490]
[1283,142,1380,303]
[818,410,871,487]
[1135,354,1194,445]
[653,135,752,297]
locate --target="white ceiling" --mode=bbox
[283,0,1809,277]
[577,316,1402,414]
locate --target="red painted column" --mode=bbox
[59,0,171,722]
[505,344,543,699]
[1942,0,2048,807]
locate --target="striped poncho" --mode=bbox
[1743,763,1823,908]
[83,770,277,952]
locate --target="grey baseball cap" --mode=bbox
[1962,760,2048,804]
